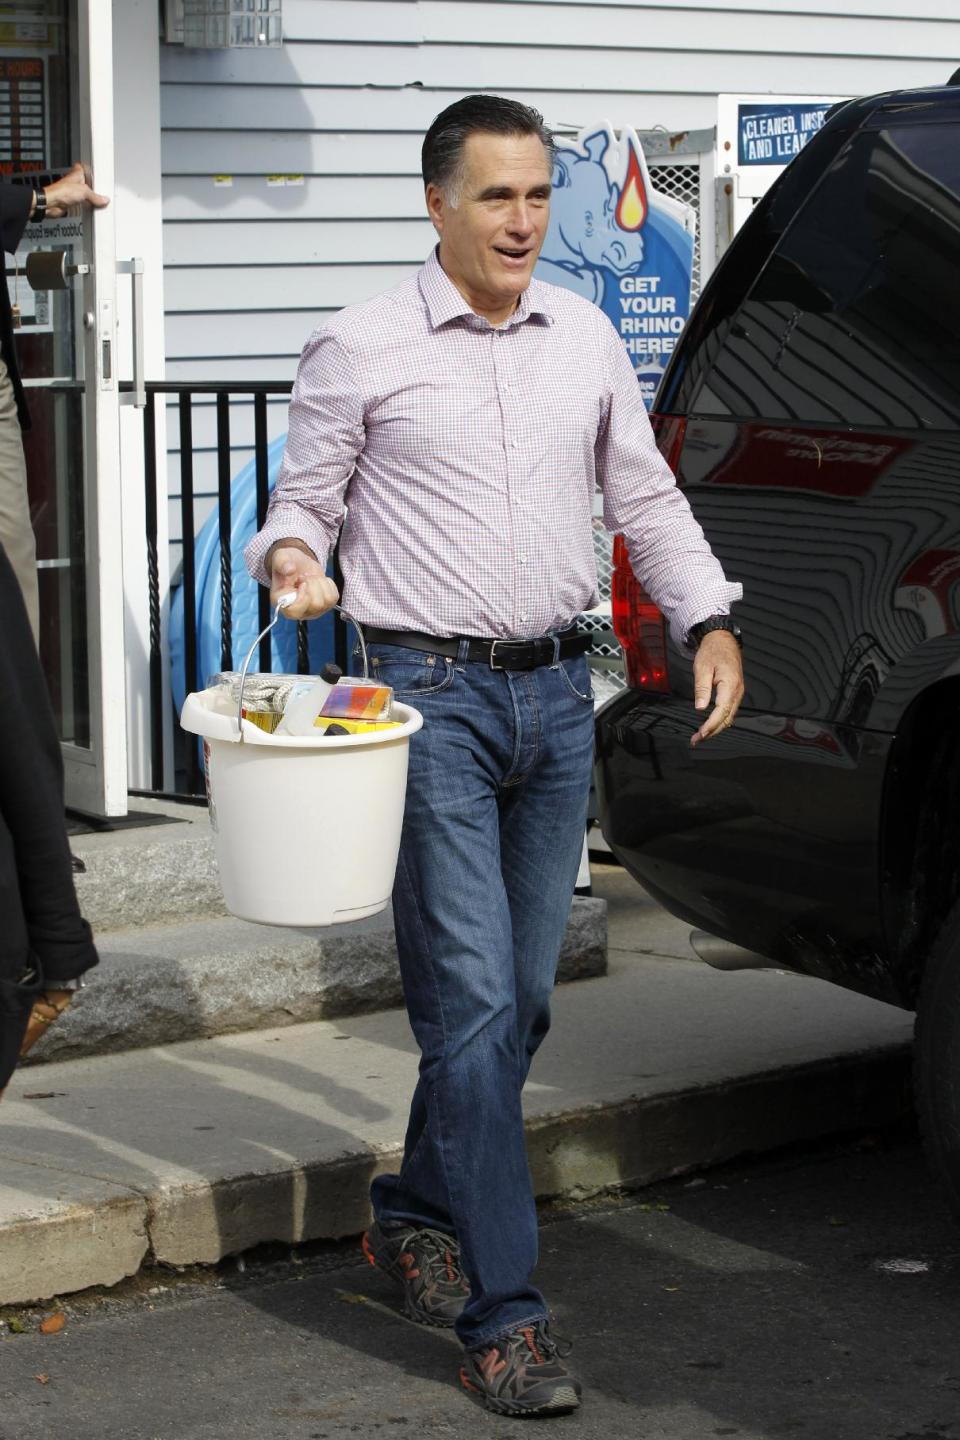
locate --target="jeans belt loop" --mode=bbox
[549,633,561,669]
[455,637,471,671]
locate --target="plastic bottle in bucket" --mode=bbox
[275,661,342,735]
[179,595,423,928]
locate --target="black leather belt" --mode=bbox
[365,626,591,671]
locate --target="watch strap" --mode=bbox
[686,615,743,651]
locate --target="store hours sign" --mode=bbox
[535,121,696,410]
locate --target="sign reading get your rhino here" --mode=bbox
[536,122,696,409]
[537,106,839,407]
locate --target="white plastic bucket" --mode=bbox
[180,686,423,928]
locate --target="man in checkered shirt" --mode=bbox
[246,94,743,1418]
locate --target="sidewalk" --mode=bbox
[0,866,914,1306]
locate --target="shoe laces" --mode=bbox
[409,1226,464,1286]
[510,1320,572,1365]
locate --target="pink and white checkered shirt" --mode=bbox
[245,248,741,645]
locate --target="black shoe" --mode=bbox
[70,852,86,874]
[460,1320,581,1417]
[362,1220,469,1327]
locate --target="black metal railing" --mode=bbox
[128,381,348,797]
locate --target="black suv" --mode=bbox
[595,84,960,1209]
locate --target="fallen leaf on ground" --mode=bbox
[7,1317,27,1334]
[337,1292,368,1305]
[34,1374,50,1385]
[23,1092,67,1100]
[40,1312,65,1335]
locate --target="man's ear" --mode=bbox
[425,182,445,235]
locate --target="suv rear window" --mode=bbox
[691,122,960,430]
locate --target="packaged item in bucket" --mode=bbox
[319,677,394,722]
[207,666,344,734]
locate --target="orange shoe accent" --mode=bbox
[459,1367,481,1394]
[478,1349,509,1384]
[521,1326,544,1364]
[361,1232,376,1267]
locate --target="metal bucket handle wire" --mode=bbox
[235,592,370,739]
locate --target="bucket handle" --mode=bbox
[235,593,370,739]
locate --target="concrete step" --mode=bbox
[71,799,226,933]
[0,947,914,1306]
[25,898,607,1065]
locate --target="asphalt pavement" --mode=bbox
[1,1129,958,1440]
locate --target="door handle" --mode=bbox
[5,251,90,287]
[116,258,145,409]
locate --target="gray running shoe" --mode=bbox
[362,1220,469,1327]
[460,1320,581,1417]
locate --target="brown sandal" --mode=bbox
[0,989,73,1103]
[19,989,74,1058]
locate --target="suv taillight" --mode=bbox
[611,536,669,691]
[610,413,686,693]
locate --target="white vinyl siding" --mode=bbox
[159,0,960,543]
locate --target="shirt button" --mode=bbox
[520,613,528,623]
[510,441,518,449]
[518,556,527,564]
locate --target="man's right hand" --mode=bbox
[268,545,339,620]
[43,161,109,217]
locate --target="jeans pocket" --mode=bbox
[369,646,455,698]
[556,656,594,704]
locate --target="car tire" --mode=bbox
[915,899,960,1220]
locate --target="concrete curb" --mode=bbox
[0,1033,912,1303]
[147,1045,912,1270]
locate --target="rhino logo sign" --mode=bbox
[536,122,696,408]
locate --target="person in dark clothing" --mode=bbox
[0,164,108,642]
[0,539,98,1093]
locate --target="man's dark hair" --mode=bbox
[422,94,554,203]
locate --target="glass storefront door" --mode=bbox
[1,0,124,814]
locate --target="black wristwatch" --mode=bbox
[30,188,47,222]
[686,615,743,652]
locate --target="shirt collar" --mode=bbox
[418,246,554,330]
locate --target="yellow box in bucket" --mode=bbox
[314,717,402,735]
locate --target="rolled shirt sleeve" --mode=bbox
[595,323,742,649]
[244,330,365,585]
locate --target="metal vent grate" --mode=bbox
[648,160,702,301]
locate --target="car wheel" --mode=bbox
[915,900,960,1220]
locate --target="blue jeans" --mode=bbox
[368,638,595,1348]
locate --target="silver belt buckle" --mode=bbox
[489,638,508,671]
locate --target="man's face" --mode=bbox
[426,131,552,324]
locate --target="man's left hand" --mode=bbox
[690,631,744,747]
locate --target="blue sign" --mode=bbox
[737,103,830,166]
[536,122,696,410]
